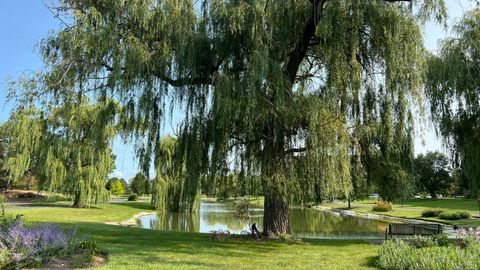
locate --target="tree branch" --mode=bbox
[285,0,325,85]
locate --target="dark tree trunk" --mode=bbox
[263,195,289,235]
[72,192,83,208]
[348,196,351,209]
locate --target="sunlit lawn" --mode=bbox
[7,202,379,270]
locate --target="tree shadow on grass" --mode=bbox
[363,255,379,269]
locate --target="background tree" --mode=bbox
[130,173,149,196]
[0,108,43,190]
[110,181,125,195]
[425,9,480,200]
[1,100,117,207]
[106,177,129,193]
[414,151,452,199]
[12,0,445,234]
[0,133,8,188]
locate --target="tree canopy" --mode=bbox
[425,9,480,199]
[414,151,452,199]
[10,0,446,234]
[1,100,117,207]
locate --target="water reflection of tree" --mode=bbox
[144,204,388,237]
[289,208,387,236]
[149,212,200,232]
[201,203,264,232]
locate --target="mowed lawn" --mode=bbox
[7,202,379,270]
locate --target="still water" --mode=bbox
[137,202,389,239]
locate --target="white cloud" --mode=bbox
[109,170,124,179]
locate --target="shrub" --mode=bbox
[372,201,392,212]
[421,209,443,218]
[0,219,70,268]
[439,211,470,220]
[127,194,138,201]
[0,218,100,269]
[433,234,451,247]
[408,235,437,248]
[408,235,451,248]
[0,247,12,269]
[379,238,480,270]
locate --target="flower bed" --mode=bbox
[0,217,102,269]
[378,229,480,270]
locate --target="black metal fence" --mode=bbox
[385,223,442,240]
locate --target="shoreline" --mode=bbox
[313,205,445,225]
[104,211,154,227]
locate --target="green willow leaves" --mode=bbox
[10,0,445,232]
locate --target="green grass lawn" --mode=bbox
[326,198,480,226]
[7,202,379,270]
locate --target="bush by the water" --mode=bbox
[127,194,138,201]
[438,211,470,220]
[421,209,443,218]
[378,236,480,270]
[372,201,392,212]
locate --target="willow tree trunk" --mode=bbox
[263,195,290,235]
[72,191,84,208]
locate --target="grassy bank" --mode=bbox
[323,198,480,226]
[7,202,378,270]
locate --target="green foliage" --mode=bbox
[372,200,392,212]
[1,100,117,208]
[421,209,443,218]
[10,0,446,232]
[414,152,453,199]
[0,247,11,270]
[408,235,437,248]
[151,136,199,212]
[234,199,252,225]
[425,9,480,199]
[130,173,150,196]
[110,181,125,196]
[378,238,480,270]
[438,211,471,220]
[106,178,128,192]
[127,194,138,201]
[374,161,415,203]
[0,108,43,189]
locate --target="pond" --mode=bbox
[137,202,389,239]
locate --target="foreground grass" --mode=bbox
[325,198,480,226]
[7,202,378,270]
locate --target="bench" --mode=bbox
[385,223,442,240]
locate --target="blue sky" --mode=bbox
[0,0,476,180]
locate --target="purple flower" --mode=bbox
[0,219,79,267]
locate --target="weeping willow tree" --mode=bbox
[151,135,199,212]
[12,0,445,234]
[353,87,416,203]
[2,100,117,207]
[425,9,480,199]
[1,108,44,189]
